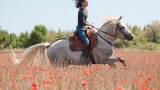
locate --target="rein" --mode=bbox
[94,27,115,47]
[94,25,126,49]
[96,33,113,46]
[94,27,116,37]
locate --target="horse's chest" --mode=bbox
[93,48,113,61]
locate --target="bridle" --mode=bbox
[94,23,127,47]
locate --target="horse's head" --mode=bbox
[115,16,134,41]
[99,16,134,41]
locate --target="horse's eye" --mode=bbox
[121,26,125,29]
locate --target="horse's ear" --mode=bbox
[119,15,123,20]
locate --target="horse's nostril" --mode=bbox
[132,35,134,39]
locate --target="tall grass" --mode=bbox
[0,50,160,90]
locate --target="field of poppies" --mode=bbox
[0,49,160,90]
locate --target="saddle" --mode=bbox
[69,27,98,51]
[69,27,98,64]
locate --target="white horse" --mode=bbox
[12,16,134,68]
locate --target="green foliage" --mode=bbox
[47,29,57,42]
[56,28,73,40]
[114,39,125,48]
[9,33,18,48]
[115,40,160,51]
[18,32,30,48]
[0,30,10,49]
[28,25,48,47]
[144,20,160,43]
[47,29,73,43]
[130,42,159,50]
[56,28,64,39]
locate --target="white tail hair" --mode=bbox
[11,43,50,66]
[10,45,19,64]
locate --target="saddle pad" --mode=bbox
[69,36,84,51]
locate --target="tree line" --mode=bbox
[0,20,160,50]
[0,25,73,49]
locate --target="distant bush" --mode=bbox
[114,41,160,51]
[133,42,159,50]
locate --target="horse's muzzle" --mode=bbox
[126,33,134,41]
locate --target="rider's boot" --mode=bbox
[84,45,90,65]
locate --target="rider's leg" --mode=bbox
[76,26,90,64]
[83,44,89,61]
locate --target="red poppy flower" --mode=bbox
[81,80,88,86]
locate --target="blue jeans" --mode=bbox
[76,26,89,46]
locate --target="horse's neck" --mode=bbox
[92,24,116,57]
[97,23,116,45]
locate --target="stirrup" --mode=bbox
[84,59,91,66]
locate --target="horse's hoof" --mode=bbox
[118,58,127,67]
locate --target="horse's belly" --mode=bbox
[47,40,83,64]
[92,48,113,63]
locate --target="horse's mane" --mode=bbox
[103,16,120,25]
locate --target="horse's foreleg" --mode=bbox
[106,57,126,67]
[118,57,126,67]
[109,63,117,68]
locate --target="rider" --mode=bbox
[73,0,94,64]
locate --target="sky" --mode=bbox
[0,0,160,36]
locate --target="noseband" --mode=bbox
[115,24,128,40]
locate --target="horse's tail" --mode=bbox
[11,43,50,66]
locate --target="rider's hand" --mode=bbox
[91,23,94,28]
[87,22,94,28]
